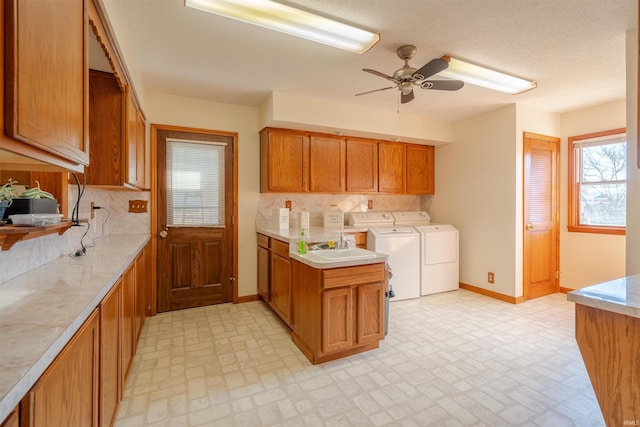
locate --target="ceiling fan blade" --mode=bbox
[412,58,449,80]
[363,68,398,83]
[355,86,396,96]
[400,90,414,104]
[420,80,465,91]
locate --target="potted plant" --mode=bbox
[5,180,58,220]
[0,179,18,221]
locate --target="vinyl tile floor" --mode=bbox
[115,290,604,426]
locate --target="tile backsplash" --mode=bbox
[0,187,149,284]
[256,193,429,228]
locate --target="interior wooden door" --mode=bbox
[156,126,236,312]
[523,132,560,300]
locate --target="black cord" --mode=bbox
[70,173,85,226]
[69,220,90,257]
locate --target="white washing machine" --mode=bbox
[349,212,420,301]
[392,211,459,295]
[367,226,420,301]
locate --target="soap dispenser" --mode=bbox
[299,228,307,254]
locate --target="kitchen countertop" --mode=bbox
[256,225,388,269]
[0,233,150,423]
[567,275,640,319]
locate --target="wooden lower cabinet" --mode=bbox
[21,310,99,427]
[270,239,292,327]
[257,234,270,301]
[292,261,385,364]
[1,407,18,427]
[100,279,122,427]
[121,263,136,385]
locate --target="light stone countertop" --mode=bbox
[0,233,150,423]
[256,225,388,269]
[567,275,640,319]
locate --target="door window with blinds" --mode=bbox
[568,128,626,234]
[166,138,226,226]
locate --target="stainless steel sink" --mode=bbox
[311,248,377,261]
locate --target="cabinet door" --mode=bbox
[322,287,354,353]
[121,263,135,384]
[257,234,270,301]
[134,249,147,342]
[270,240,292,326]
[271,254,292,326]
[260,129,309,192]
[126,91,145,189]
[21,310,99,427]
[346,138,378,193]
[4,0,89,167]
[356,283,384,344]
[100,279,121,427]
[406,144,435,194]
[1,406,18,427]
[378,142,406,193]
[309,135,345,192]
[87,70,125,185]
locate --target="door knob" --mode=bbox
[159,230,168,238]
[526,224,534,230]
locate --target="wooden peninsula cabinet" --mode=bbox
[292,261,385,364]
[257,234,270,301]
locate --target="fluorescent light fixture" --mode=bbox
[438,56,537,94]
[185,0,380,54]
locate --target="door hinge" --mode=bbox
[556,271,560,279]
[232,216,235,225]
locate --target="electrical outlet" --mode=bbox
[368,200,373,209]
[488,272,495,284]
[285,200,292,210]
[128,200,148,213]
[90,201,95,219]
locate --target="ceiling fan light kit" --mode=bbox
[439,57,538,94]
[184,0,380,54]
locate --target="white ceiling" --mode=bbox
[114,0,637,122]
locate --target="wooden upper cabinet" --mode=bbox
[309,135,346,192]
[346,138,378,193]
[2,0,88,171]
[87,70,125,185]
[378,141,406,193]
[259,128,436,195]
[260,128,309,192]
[406,144,435,194]
[126,90,146,189]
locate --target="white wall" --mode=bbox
[626,29,640,276]
[429,105,519,297]
[145,93,261,298]
[559,100,627,288]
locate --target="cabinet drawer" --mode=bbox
[322,263,385,289]
[270,239,290,258]
[257,233,270,248]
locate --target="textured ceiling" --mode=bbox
[111,0,637,122]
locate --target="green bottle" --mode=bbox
[299,228,307,254]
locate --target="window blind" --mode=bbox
[166,138,226,226]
